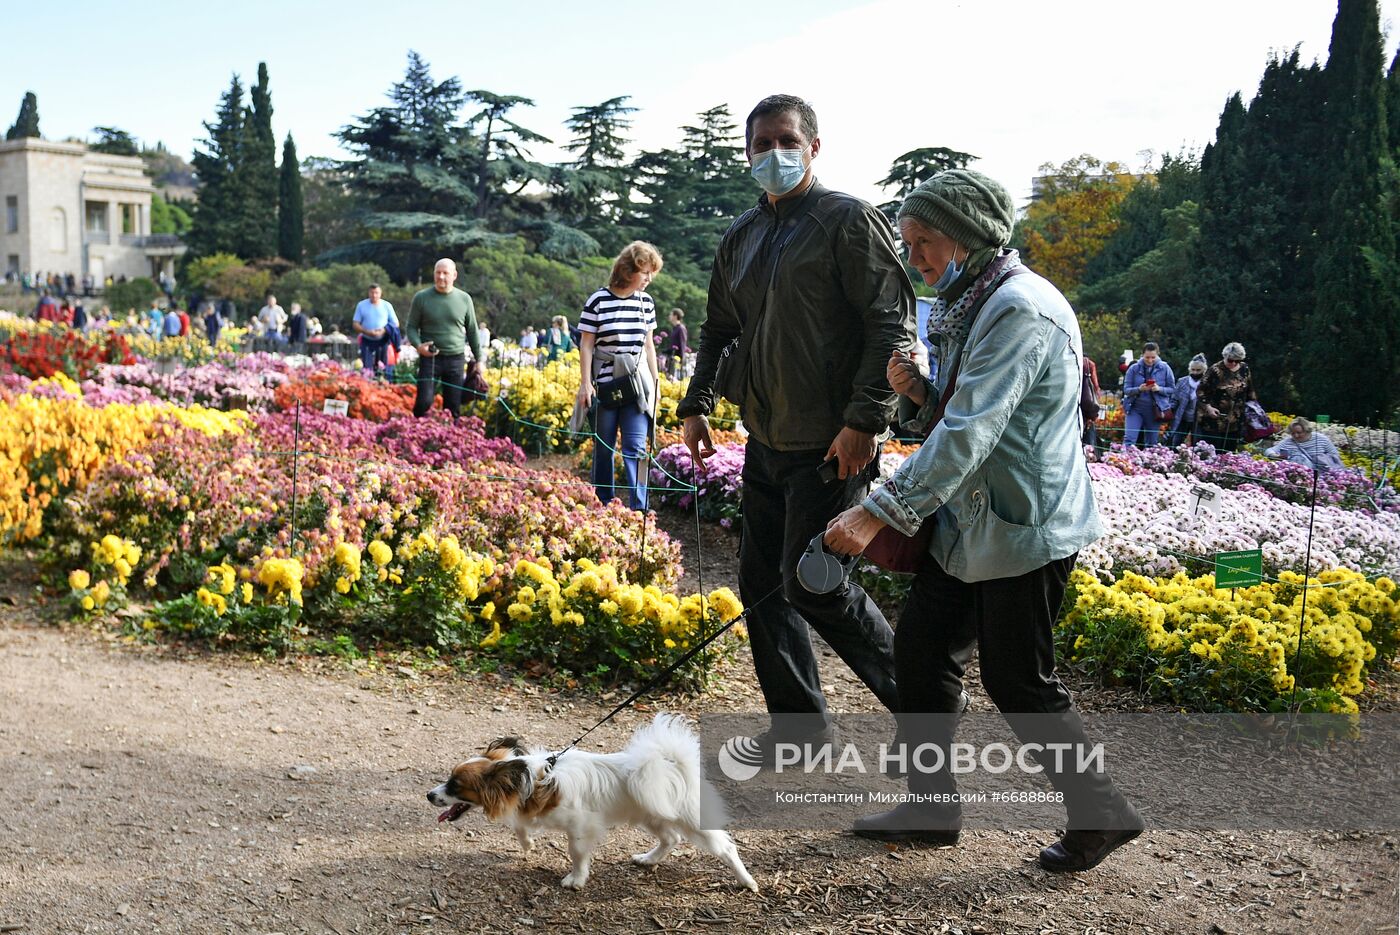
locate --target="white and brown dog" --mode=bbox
[427,713,757,892]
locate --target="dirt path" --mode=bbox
[0,529,1397,935]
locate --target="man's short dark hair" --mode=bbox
[745,94,818,148]
[369,282,381,291]
[1143,342,1159,353]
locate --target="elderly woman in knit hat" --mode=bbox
[824,169,1141,873]
[1166,353,1209,447]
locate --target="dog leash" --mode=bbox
[542,577,793,772]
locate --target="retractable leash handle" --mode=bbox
[797,531,860,594]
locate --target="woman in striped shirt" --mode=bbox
[576,241,663,510]
[1265,417,1344,472]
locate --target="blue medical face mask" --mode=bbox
[933,245,968,293]
[750,146,809,196]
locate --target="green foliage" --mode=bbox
[631,105,752,290]
[1078,309,1144,379]
[6,91,39,140]
[551,96,638,248]
[208,265,274,308]
[278,134,304,262]
[300,156,362,261]
[1075,200,1199,354]
[105,277,161,313]
[273,263,414,330]
[187,76,251,259]
[182,253,244,292]
[150,192,192,235]
[463,237,591,336]
[329,51,565,281]
[242,63,279,259]
[875,146,977,220]
[1300,0,1399,423]
[90,126,138,156]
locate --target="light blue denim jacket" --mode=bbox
[863,269,1103,583]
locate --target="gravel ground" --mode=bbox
[1,528,1397,934]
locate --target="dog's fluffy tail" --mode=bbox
[624,713,707,825]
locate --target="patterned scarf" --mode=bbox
[927,248,1022,346]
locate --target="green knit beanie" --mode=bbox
[897,169,1015,249]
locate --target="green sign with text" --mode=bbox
[1316,414,1330,424]
[1214,549,1263,589]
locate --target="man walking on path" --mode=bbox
[405,259,483,418]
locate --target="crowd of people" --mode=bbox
[1091,341,1343,471]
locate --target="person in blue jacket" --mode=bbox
[1166,354,1207,447]
[1121,343,1174,447]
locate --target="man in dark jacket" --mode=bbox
[678,94,914,740]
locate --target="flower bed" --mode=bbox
[273,362,417,421]
[0,395,249,544]
[1083,466,1400,581]
[1092,443,1397,515]
[2,327,134,379]
[649,443,744,528]
[1058,568,1398,713]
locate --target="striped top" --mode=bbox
[1266,434,1344,472]
[579,287,655,381]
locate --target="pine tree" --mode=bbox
[278,134,304,262]
[6,92,39,139]
[331,51,486,279]
[463,89,551,223]
[554,96,637,245]
[239,62,279,258]
[187,76,249,259]
[1300,0,1396,422]
[875,147,977,220]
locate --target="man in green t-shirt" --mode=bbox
[405,258,484,418]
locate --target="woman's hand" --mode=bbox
[824,505,886,556]
[576,381,594,409]
[887,350,928,405]
[1200,403,1220,419]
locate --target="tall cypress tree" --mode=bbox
[278,134,304,262]
[187,76,248,259]
[241,62,279,258]
[6,92,40,139]
[1299,0,1396,422]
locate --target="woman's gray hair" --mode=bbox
[1221,341,1247,361]
[1289,417,1314,434]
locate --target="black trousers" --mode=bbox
[895,554,1129,827]
[737,439,898,720]
[414,353,465,418]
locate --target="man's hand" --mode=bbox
[825,426,877,480]
[682,415,716,469]
[886,350,928,405]
[417,342,437,357]
[824,505,886,556]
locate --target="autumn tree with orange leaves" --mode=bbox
[1016,155,1137,294]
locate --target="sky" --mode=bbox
[3,0,1397,207]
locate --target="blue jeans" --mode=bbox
[591,403,650,510]
[359,338,389,373]
[1124,408,1159,447]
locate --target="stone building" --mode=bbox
[0,137,184,285]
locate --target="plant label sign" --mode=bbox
[1189,485,1223,518]
[1315,414,1330,424]
[1214,549,1263,589]
[322,398,350,417]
